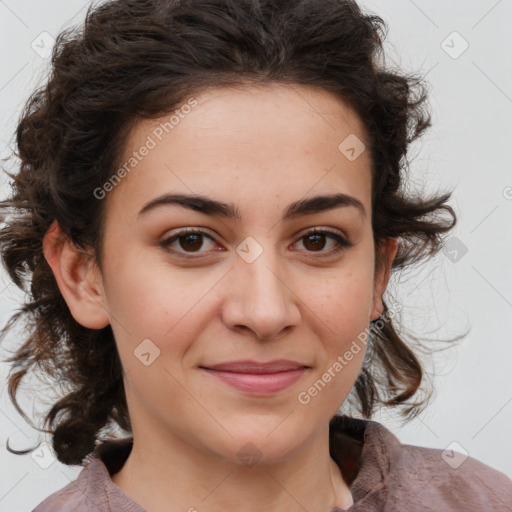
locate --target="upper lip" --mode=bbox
[201,360,309,374]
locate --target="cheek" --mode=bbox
[298,257,375,391]
[102,254,221,361]
[297,275,372,415]
[302,264,375,335]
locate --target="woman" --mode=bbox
[1,0,511,510]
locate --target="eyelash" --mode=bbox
[159,227,353,260]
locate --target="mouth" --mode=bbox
[199,360,310,394]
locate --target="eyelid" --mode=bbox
[295,225,348,240]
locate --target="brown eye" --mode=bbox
[177,233,204,252]
[160,228,218,258]
[302,233,329,251]
[295,229,353,255]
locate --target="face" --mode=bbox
[67,84,396,464]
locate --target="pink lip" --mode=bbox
[200,360,309,394]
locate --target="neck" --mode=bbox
[111,426,354,512]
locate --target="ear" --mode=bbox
[369,237,399,321]
[43,220,110,329]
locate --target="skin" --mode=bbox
[44,83,398,512]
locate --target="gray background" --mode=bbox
[1,0,511,509]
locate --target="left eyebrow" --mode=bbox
[137,192,366,221]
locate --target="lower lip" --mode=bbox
[202,368,308,394]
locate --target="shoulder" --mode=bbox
[31,464,103,512]
[330,416,512,512]
[396,442,512,511]
[32,437,143,512]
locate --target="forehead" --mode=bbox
[105,83,372,223]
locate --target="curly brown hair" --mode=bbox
[0,0,460,466]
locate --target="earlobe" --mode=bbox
[370,237,399,321]
[43,220,110,329]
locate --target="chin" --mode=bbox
[209,424,307,467]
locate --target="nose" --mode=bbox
[221,245,301,341]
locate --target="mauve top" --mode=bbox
[33,415,512,511]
